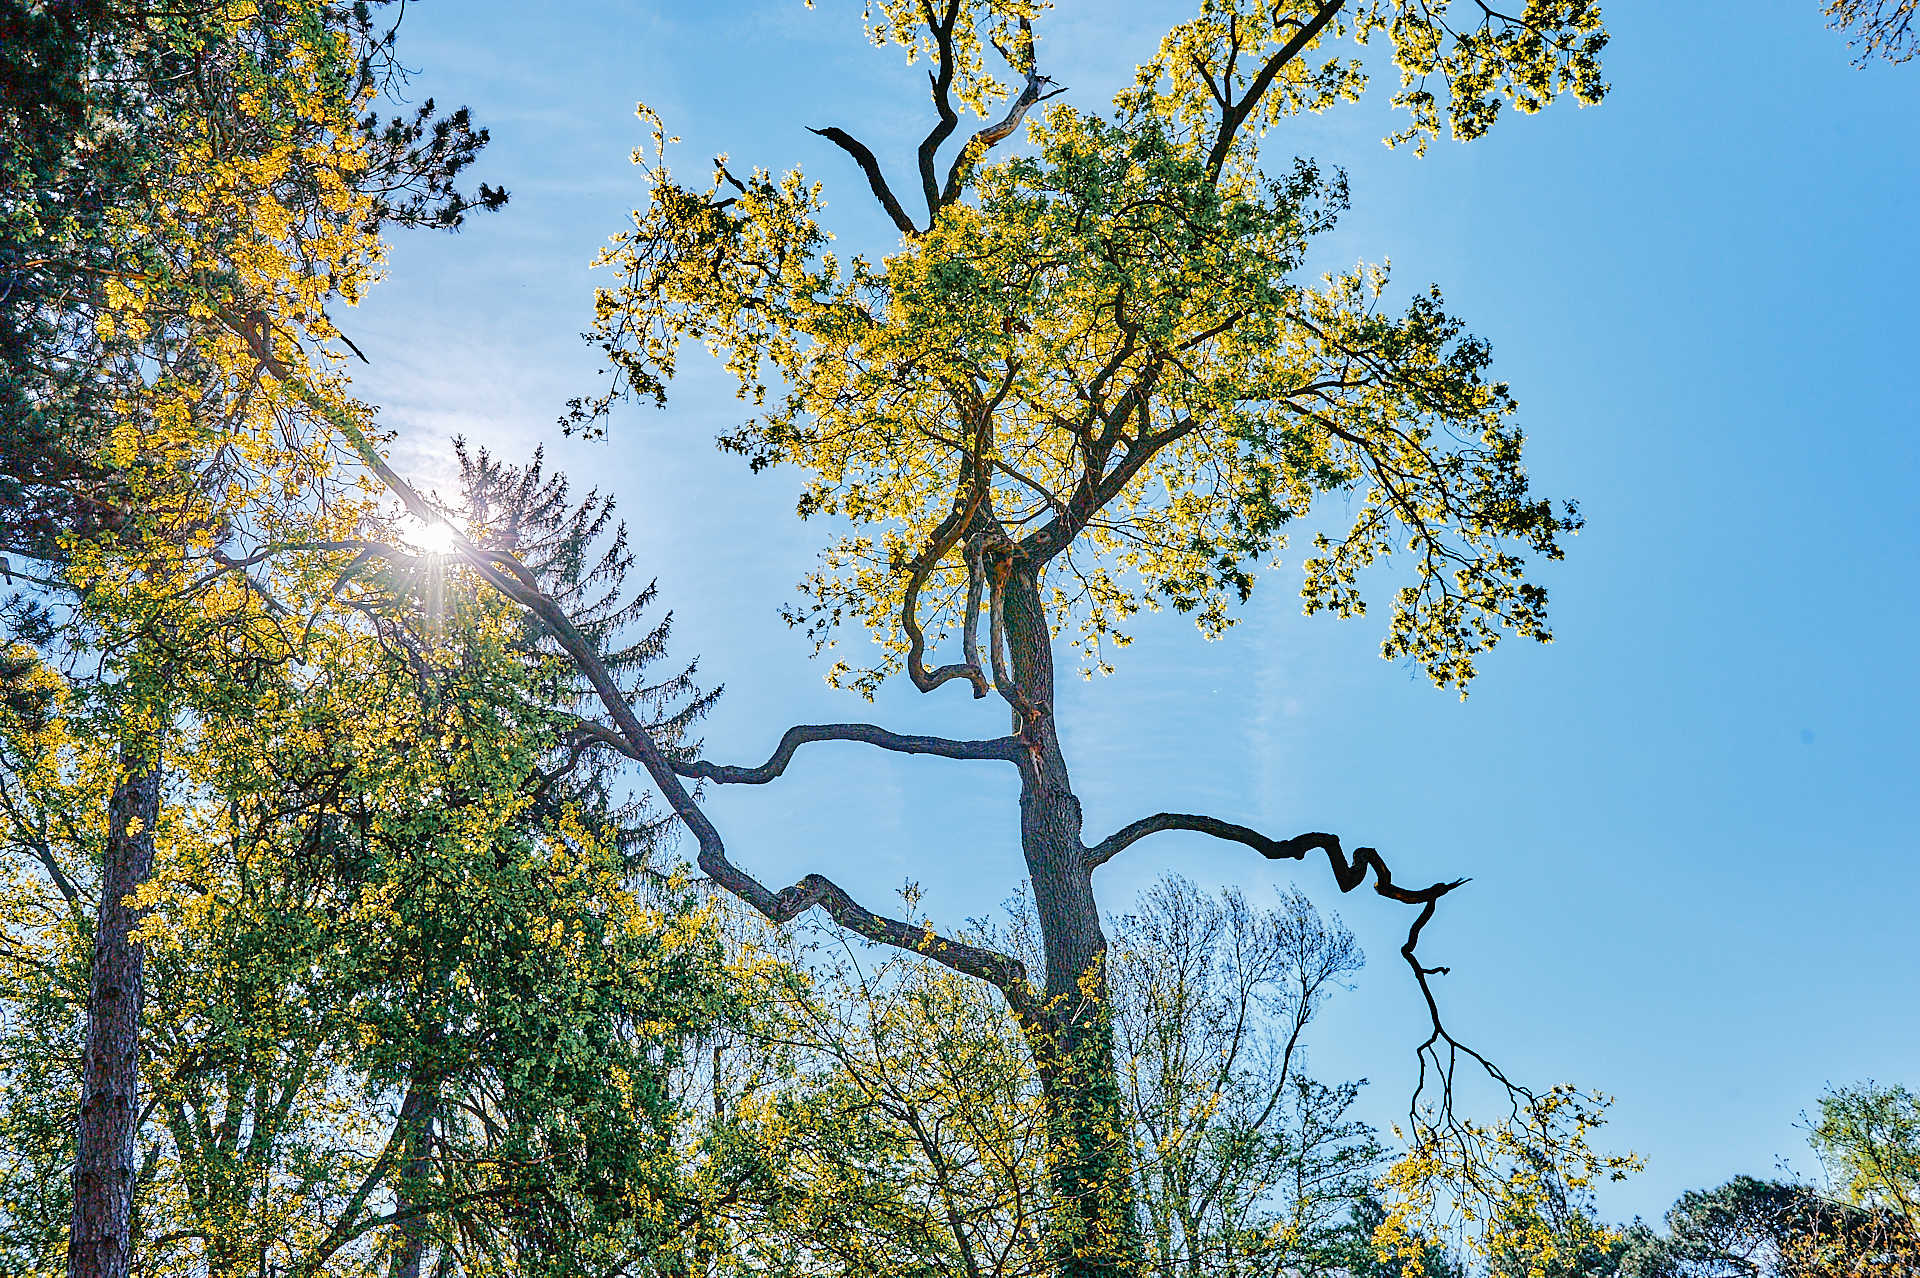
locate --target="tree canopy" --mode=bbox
[580,0,1601,694]
[0,3,1908,1278]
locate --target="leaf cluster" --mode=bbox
[579,0,1597,694]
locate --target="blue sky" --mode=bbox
[347,0,1920,1227]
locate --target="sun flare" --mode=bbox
[411,519,463,556]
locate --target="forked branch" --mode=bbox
[812,12,1061,233]
[938,18,1063,208]
[1205,0,1347,178]
[1083,809,1518,1128]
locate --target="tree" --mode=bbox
[295,447,730,1278]
[0,0,500,581]
[1610,1155,1918,1276]
[0,446,743,1276]
[0,5,509,1271]
[1609,1177,1868,1278]
[0,3,506,1273]
[318,2,1631,1274]
[1799,1083,1920,1276]
[706,909,1051,1278]
[1112,878,1380,1276]
[1811,1084,1920,1236]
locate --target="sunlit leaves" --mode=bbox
[1811,1082,1920,1230]
[1375,1084,1639,1275]
[588,55,1581,690]
[846,0,1051,116]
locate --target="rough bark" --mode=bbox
[1002,560,1143,1278]
[69,753,163,1278]
[387,1074,438,1278]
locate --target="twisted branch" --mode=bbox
[239,331,1043,1030]
[901,431,993,698]
[566,719,1021,785]
[1082,810,1519,1129]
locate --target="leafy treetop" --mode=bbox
[576,0,1602,695]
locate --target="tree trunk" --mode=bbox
[388,1074,438,1278]
[1002,561,1142,1278]
[69,751,163,1278]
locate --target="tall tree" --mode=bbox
[0,4,501,1275]
[613,0,1620,1266]
[291,2,1643,1266]
[317,2,1632,1274]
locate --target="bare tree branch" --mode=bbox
[1086,812,1458,903]
[249,344,1044,1028]
[566,718,1022,785]
[1083,809,1498,1128]
[808,127,919,236]
[961,536,987,681]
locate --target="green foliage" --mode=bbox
[0,0,501,623]
[679,876,1383,1278]
[1811,1083,1920,1230]
[582,0,1596,694]
[1617,1177,1814,1277]
[0,447,746,1275]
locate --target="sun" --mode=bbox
[411,519,463,556]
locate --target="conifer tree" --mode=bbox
[1,445,738,1275]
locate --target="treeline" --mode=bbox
[2,1,1913,1276]
[1476,1085,1920,1278]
